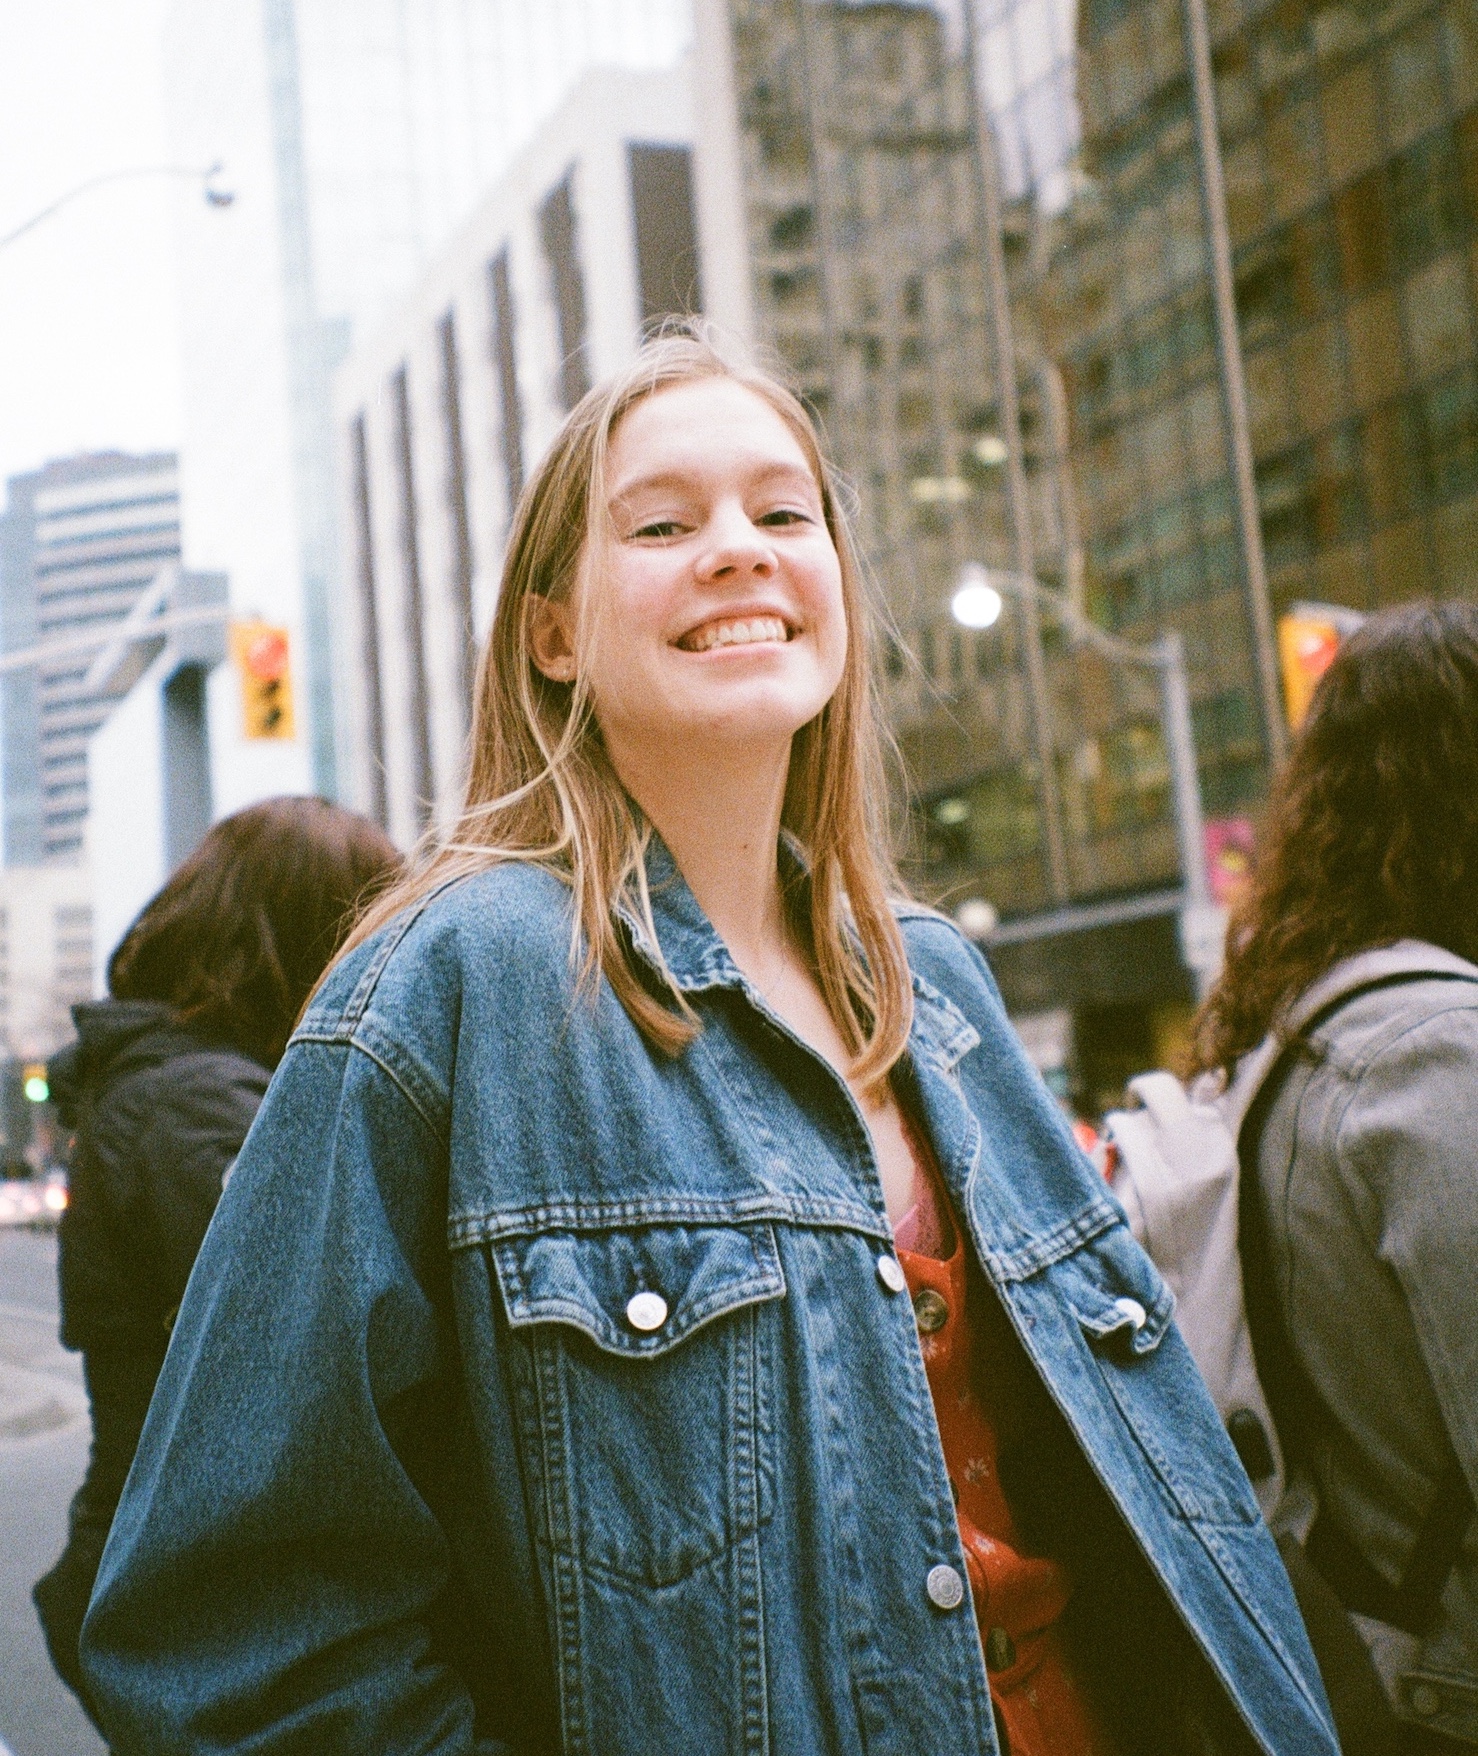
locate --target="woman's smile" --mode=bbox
[675,612,795,654]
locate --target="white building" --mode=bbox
[161,0,692,816]
[0,866,94,1061]
[332,62,700,844]
[85,570,228,986]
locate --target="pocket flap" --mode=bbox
[1050,1223,1175,1357]
[491,1222,785,1357]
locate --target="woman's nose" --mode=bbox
[697,504,776,580]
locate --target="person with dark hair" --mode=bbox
[1189,601,1478,1748]
[33,795,401,1733]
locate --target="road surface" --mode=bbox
[0,1228,107,1755]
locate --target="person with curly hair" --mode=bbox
[1189,601,1478,1750]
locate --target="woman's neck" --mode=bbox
[617,737,793,980]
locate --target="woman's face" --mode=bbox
[531,377,848,771]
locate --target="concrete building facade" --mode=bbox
[332,63,701,844]
[0,865,94,1062]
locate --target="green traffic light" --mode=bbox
[24,1075,49,1103]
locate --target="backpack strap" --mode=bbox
[1305,1458,1474,1634]
[1237,958,1478,1637]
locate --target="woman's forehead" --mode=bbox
[607,377,818,494]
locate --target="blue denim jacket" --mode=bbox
[81,847,1336,1755]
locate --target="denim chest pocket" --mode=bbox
[491,1221,784,1589]
[1047,1222,1260,1527]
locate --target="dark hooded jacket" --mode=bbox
[49,1000,270,1364]
[34,999,269,1722]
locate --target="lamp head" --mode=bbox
[951,564,1003,630]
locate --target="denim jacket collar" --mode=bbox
[615,832,979,1075]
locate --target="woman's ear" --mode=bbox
[526,595,577,683]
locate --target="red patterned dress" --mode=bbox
[893,1113,1118,1756]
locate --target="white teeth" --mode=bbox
[683,616,789,653]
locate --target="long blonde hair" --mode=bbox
[338,331,914,1085]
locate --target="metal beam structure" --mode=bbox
[959,0,1072,904]
[1179,0,1288,768]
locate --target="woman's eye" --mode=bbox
[630,519,684,540]
[757,507,811,527]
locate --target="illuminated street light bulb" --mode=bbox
[951,567,1003,630]
[955,898,999,940]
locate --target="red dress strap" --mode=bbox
[894,1110,1117,1756]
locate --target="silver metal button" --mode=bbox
[926,1563,966,1610]
[1112,1296,1147,1331]
[876,1254,907,1294]
[625,1291,668,1332]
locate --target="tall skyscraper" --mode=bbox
[161,0,692,814]
[0,452,181,866]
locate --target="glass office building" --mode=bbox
[715,0,1477,1105]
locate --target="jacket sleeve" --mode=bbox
[1336,1006,1478,1503]
[79,1037,516,1756]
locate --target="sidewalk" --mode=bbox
[0,1232,107,1756]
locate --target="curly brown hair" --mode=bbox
[1188,601,1478,1075]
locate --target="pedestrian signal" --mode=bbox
[229,622,296,740]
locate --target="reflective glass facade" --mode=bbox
[721,0,1478,1006]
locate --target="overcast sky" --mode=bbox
[0,0,184,491]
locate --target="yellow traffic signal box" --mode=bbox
[1278,599,1372,731]
[229,621,296,740]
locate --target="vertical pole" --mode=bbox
[1158,631,1221,996]
[959,0,1070,903]
[1158,633,1211,909]
[1179,0,1287,768]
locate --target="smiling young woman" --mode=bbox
[79,332,1337,1756]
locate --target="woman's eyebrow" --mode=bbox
[609,460,820,506]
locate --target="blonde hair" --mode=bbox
[338,330,914,1085]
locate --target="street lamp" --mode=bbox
[0,162,234,256]
[953,565,1223,995]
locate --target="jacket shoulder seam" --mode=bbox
[309,876,472,1038]
[342,1032,450,1147]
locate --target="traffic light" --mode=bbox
[1277,602,1365,730]
[22,1062,49,1103]
[229,621,296,740]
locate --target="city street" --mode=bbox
[0,1229,106,1756]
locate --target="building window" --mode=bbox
[390,368,435,826]
[349,414,388,830]
[437,310,476,707]
[488,249,525,516]
[627,143,704,329]
[539,173,592,411]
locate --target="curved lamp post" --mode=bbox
[953,564,1223,994]
[0,162,233,256]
